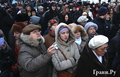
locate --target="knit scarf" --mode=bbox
[49,30,55,38]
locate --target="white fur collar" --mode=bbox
[20,33,45,47]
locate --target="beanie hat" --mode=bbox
[22,24,41,34]
[48,19,58,28]
[84,22,98,32]
[12,22,25,33]
[77,16,88,24]
[88,35,109,49]
[38,6,43,10]
[98,7,108,16]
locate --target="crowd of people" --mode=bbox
[0,0,120,77]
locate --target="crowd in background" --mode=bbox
[0,0,120,77]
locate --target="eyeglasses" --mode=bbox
[101,46,109,52]
[32,30,42,34]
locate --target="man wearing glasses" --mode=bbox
[17,24,56,77]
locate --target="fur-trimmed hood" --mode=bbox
[55,23,75,46]
[71,25,88,41]
[17,33,45,47]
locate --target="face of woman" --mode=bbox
[110,9,113,14]
[65,15,69,21]
[27,7,31,11]
[60,30,69,41]
[75,31,81,39]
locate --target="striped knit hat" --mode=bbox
[98,7,108,16]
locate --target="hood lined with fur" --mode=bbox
[72,25,88,41]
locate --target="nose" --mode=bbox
[104,49,107,52]
[14,33,16,37]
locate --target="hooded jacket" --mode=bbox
[17,33,51,77]
[71,25,88,54]
[52,23,80,77]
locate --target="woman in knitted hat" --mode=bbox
[44,19,58,49]
[84,22,98,40]
[17,24,55,77]
[72,25,88,54]
[52,23,80,77]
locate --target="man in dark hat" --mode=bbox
[91,6,110,39]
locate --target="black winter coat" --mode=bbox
[70,10,80,23]
[111,30,120,77]
[107,29,120,69]
[91,16,110,39]
[76,43,113,77]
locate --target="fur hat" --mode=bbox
[22,24,41,34]
[15,13,29,22]
[98,7,108,16]
[88,35,109,49]
[84,22,98,32]
[12,22,25,33]
[48,19,58,28]
[72,25,87,36]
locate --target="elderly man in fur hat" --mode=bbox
[17,24,55,77]
[76,35,114,77]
